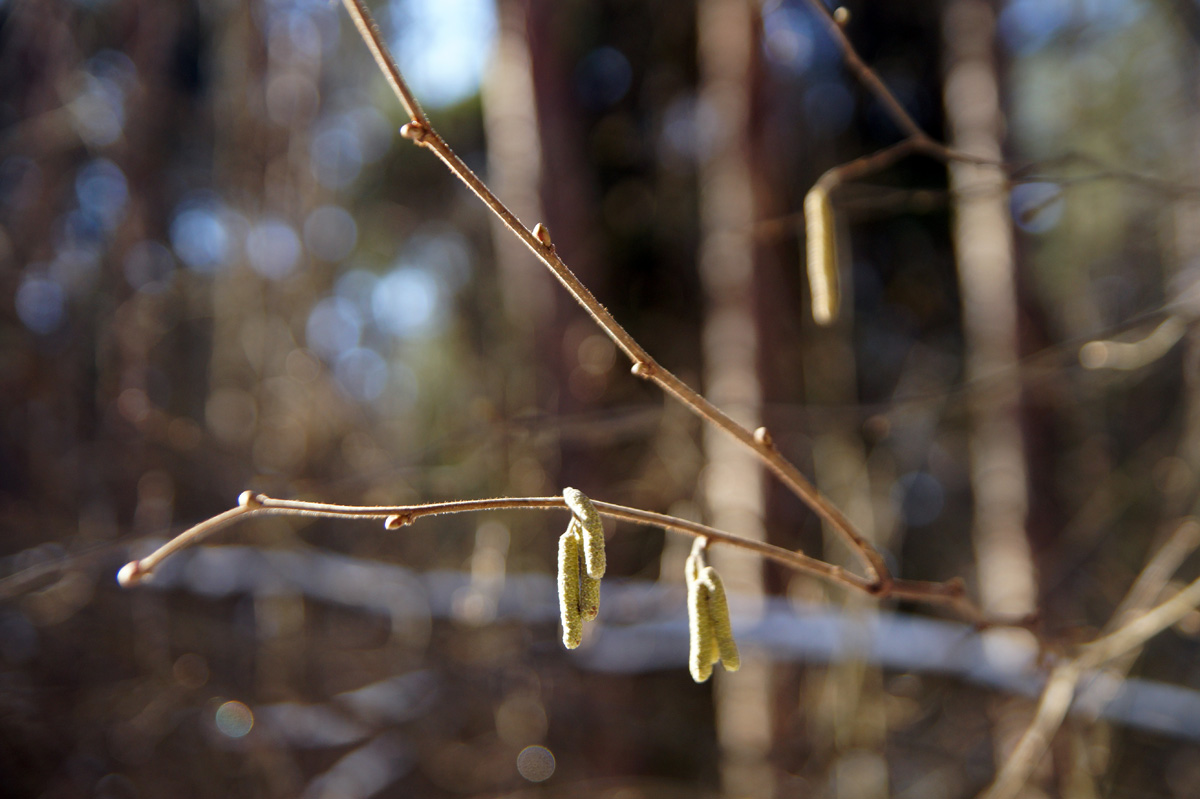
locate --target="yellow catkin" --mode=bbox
[687,578,715,683]
[558,529,583,649]
[563,487,605,579]
[580,572,601,621]
[700,566,740,672]
[804,183,839,326]
[572,520,601,621]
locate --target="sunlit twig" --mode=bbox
[980,519,1200,799]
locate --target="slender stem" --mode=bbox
[820,139,919,190]
[980,522,1200,799]
[800,1,1005,183]
[802,0,924,140]
[1078,572,1200,668]
[117,504,255,586]
[119,493,872,592]
[339,0,428,127]
[979,662,1083,799]
[115,492,1036,626]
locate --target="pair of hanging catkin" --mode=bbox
[685,537,740,682]
[555,490,739,683]
[558,488,605,649]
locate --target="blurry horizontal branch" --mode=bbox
[981,519,1200,799]
[118,492,980,620]
[121,543,1200,745]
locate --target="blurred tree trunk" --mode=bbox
[696,0,774,794]
[482,0,554,507]
[942,0,1041,789]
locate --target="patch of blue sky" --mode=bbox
[999,0,1145,54]
[387,0,497,109]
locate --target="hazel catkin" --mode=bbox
[558,528,583,649]
[684,540,740,682]
[687,574,715,683]
[572,519,601,621]
[804,183,839,326]
[563,487,605,579]
[700,566,740,672]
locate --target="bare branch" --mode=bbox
[117,492,1026,626]
[980,521,1200,799]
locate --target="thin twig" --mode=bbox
[117,493,866,592]
[801,0,923,140]
[116,492,1014,623]
[801,0,1003,171]
[337,0,888,585]
[340,0,427,127]
[979,521,1200,799]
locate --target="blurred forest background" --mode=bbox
[4,0,1200,796]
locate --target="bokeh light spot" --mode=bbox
[575,47,632,109]
[372,267,442,339]
[246,218,301,279]
[1011,182,1064,234]
[171,202,232,272]
[404,229,472,290]
[306,296,363,360]
[762,6,815,72]
[516,745,555,782]
[310,121,363,190]
[335,347,389,402]
[67,74,125,146]
[214,700,254,738]
[16,273,66,334]
[75,159,128,231]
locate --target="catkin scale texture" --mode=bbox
[687,579,715,683]
[574,518,601,620]
[558,530,583,648]
[580,573,601,621]
[701,566,740,672]
[564,488,605,579]
[804,184,839,326]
